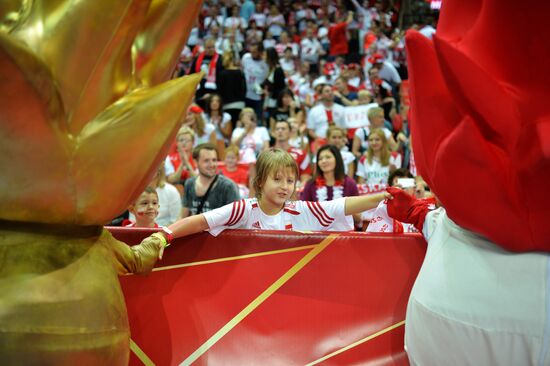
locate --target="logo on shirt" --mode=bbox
[252,221,261,229]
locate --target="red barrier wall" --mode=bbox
[109,228,426,365]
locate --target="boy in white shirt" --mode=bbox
[141,149,389,242]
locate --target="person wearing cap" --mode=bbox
[182,104,216,147]
[371,53,401,88]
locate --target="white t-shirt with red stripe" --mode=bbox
[203,198,352,236]
[306,103,346,139]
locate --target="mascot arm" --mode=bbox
[110,235,163,275]
[386,187,431,233]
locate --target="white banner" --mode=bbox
[344,103,378,129]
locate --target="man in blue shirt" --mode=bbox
[240,0,255,21]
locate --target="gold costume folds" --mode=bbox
[0,1,203,364]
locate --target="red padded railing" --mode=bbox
[109,228,426,365]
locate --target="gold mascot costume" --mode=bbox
[0,1,203,364]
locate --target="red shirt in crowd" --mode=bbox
[328,22,348,56]
[167,152,196,181]
[220,164,249,186]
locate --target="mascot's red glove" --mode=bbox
[386,187,430,233]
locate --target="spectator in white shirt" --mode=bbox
[306,83,346,145]
[223,5,246,43]
[250,3,267,30]
[241,42,269,124]
[231,108,270,163]
[266,4,286,40]
[300,27,325,75]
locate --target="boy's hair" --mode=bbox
[225,144,240,157]
[131,186,158,208]
[192,143,218,161]
[253,149,299,199]
[142,186,158,197]
[327,125,346,138]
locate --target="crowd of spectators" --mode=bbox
[113,0,439,231]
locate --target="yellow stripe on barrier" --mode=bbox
[305,320,406,365]
[130,338,155,366]
[179,235,338,366]
[152,244,317,272]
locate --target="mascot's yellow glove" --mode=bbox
[150,227,173,259]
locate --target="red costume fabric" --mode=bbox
[405,1,550,252]
[386,187,432,232]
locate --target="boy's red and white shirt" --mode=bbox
[203,198,352,236]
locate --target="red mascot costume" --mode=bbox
[389,0,550,365]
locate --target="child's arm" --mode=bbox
[344,192,390,216]
[134,214,209,260]
[168,214,209,239]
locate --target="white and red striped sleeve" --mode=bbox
[296,198,352,231]
[203,199,250,236]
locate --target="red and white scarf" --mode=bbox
[195,52,219,90]
[315,177,344,201]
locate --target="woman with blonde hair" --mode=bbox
[352,106,398,158]
[183,104,216,146]
[356,128,402,186]
[165,126,197,186]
